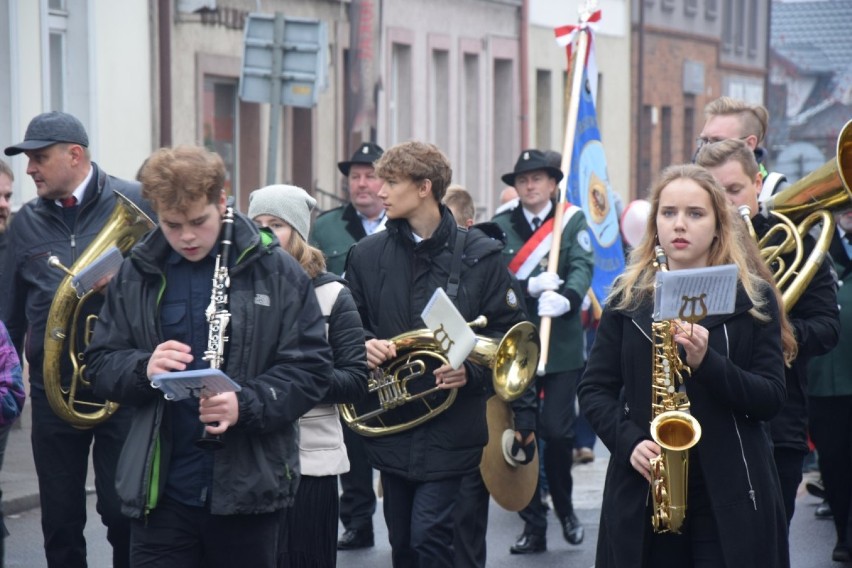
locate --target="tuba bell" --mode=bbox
[744,119,852,310]
[340,318,540,437]
[43,191,154,429]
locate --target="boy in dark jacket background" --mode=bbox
[85,145,334,568]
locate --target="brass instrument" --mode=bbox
[649,246,702,534]
[341,318,540,437]
[43,192,155,429]
[743,119,852,310]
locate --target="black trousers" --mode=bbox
[773,446,806,527]
[339,421,376,532]
[382,471,461,568]
[519,370,578,535]
[279,475,339,567]
[810,395,852,547]
[130,497,279,567]
[31,388,131,568]
[452,470,489,568]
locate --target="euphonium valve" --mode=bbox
[341,318,540,437]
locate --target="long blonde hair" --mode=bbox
[611,165,763,315]
[609,164,797,363]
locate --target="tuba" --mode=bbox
[649,246,702,534]
[340,318,540,437]
[743,119,852,310]
[43,191,155,429]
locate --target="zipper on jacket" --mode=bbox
[721,323,757,510]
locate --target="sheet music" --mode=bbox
[150,368,242,401]
[71,246,124,297]
[421,287,476,370]
[653,264,738,321]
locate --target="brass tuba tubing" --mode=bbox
[43,192,154,429]
[341,319,540,437]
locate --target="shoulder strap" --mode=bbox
[446,227,468,301]
[313,280,345,337]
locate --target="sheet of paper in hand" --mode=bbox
[71,245,124,297]
[653,264,738,322]
[150,368,242,401]
[421,287,477,370]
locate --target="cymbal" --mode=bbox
[479,396,539,512]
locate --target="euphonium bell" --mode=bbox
[340,318,540,437]
[747,119,852,310]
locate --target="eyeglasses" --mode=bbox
[695,135,750,151]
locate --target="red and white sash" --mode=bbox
[508,203,581,280]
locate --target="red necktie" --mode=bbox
[60,195,78,208]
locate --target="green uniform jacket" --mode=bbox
[492,200,594,373]
[310,203,367,275]
[808,232,852,397]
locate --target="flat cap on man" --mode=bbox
[5,111,90,156]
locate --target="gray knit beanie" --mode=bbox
[248,184,317,241]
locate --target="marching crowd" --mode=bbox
[0,94,849,568]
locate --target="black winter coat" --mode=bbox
[751,215,840,451]
[579,284,790,568]
[344,207,529,480]
[0,164,154,389]
[85,212,334,518]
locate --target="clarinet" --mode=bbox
[196,207,235,450]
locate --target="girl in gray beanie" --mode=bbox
[248,184,368,568]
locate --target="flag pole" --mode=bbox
[536,23,591,376]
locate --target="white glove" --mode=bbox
[538,290,571,318]
[527,271,564,298]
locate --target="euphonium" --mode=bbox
[742,119,852,311]
[340,317,540,437]
[649,246,702,534]
[43,191,154,429]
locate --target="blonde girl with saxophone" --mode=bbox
[579,164,795,568]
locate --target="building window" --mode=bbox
[685,0,698,16]
[722,0,733,52]
[47,2,68,111]
[747,1,758,57]
[735,0,745,55]
[661,0,675,12]
[390,43,412,144]
[202,76,238,198]
[706,0,718,19]
[683,103,695,162]
[430,49,450,153]
[493,58,514,193]
[535,70,551,151]
[462,53,480,194]
[661,106,672,168]
[638,105,654,198]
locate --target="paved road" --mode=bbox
[4,444,841,567]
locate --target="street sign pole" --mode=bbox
[266,12,285,186]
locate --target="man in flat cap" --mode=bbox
[492,149,594,555]
[0,111,153,568]
[310,141,385,550]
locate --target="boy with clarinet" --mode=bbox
[85,145,334,567]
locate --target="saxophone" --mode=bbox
[649,245,703,534]
[196,206,235,450]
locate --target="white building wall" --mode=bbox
[528,0,631,205]
[4,0,153,204]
